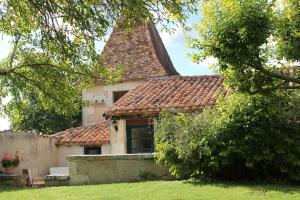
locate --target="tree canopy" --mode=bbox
[0,0,197,115]
[6,93,81,133]
[154,0,300,182]
[190,0,300,93]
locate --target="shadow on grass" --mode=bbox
[183,179,300,195]
[0,186,25,193]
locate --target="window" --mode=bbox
[113,91,128,103]
[84,146,101,155]
[127,125,154,154]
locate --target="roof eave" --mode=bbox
[55,140,110,146]
[103,106,211,120]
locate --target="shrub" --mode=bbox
[1,151,21,169]
[155,92,300,182]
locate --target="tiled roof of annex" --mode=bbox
[104,75,225,118]
[53,121,110,145]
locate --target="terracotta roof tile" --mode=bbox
[104,75,224,118]
[53,121,110,145]
[102,22,179,80]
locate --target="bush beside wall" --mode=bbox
[155,92,300,182]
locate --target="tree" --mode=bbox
[155,91,300,181]
[155,0,300,182]
[0,0,198,114]
[190,0,300,93]
[5,93,81,134]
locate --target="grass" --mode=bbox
[0,181,299,200]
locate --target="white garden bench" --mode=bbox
[49,167,69,176]
[44,167,70,186]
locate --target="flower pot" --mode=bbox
[5,166,15,174]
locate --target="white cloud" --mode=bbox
[0,117,9,131]
[0,35,11,60]
[159,27,184,47]
[191,56,218,67]
[0,96,12,130]
[201,57,218,66]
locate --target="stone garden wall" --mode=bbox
[0,131,58,177]
[68,154,172,185]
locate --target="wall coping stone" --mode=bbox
[0,130,54,138]
[0,174,27,180]
[67,153,155,161]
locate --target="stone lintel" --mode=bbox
[67,153,155,161]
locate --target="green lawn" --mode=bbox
[0,181,299,200]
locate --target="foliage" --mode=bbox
[1,151,21,169]
[190,0,300,93]
[276,0,300,61]
[155,109,214,179]
[155,92,300,181]
[5,93,81,134]
[0,0,198,114]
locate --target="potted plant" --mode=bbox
[1,151,21,174]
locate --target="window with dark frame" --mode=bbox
[84,146,102,155]
[113,91,128,103]
[127,125,154,154]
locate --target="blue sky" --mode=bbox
[0,14,214,130]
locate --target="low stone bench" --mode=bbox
[0,174,27,187]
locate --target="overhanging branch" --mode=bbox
[251,84,300,94]
[250,62,300,84]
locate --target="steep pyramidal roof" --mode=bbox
[102,22,179,80]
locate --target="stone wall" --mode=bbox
[56,145,83,167]
[68,154,171,185]
[56,144,112,166]
[0,131,57,177]
[0,131,119,178]
[0,174,27,187]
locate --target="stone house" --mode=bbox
[0,22,223,182]
[52,21,223,164]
